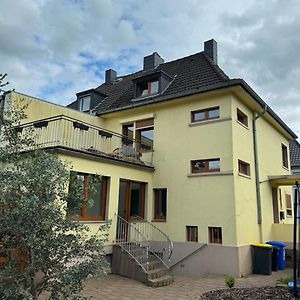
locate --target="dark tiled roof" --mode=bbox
[290,140,300,167]
[94,52,230,113]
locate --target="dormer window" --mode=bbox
[79,95,91,112]
[137,80,159,97]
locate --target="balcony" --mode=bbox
[17,115,154,168]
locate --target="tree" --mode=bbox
[0,76,109,299]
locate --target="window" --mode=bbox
[282,144,288,168]
[208,227,222,244]
[136,118,154,152]
[237,109,248,127]
[137,80,159,97]
[191,159,220,173]
[191,106,219,123]
[238,160,250,176]
[67,172,109,221]
[153,189,167,221]
[286,194,292,217]
[186,226,198,242]
[122,124,134,145]
[79,96,91,112]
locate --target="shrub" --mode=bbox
[225,276,235,288]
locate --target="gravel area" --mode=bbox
[201,286,294,300]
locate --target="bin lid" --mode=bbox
[266,241,286,247]
[251,243,272,248]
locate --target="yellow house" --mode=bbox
[1,39,298,282]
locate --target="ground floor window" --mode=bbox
[153,188,167,221]
[67,172,109,221]
[186,226,198,242]
[208,227,222,244]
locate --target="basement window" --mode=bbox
[237,109,248,127]
[208,227,222,244]
[238,160,250,177]
[186,226,198,242]
[191,159,220,174]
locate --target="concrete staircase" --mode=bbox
[112,243,174,287]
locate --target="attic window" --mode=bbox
[137,80,159,97]
[79,95,91,112]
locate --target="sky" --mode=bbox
[1,0,300,136]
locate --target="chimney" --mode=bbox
[105,69,117,84]
[204,39,218,65]
[143,52,164,71]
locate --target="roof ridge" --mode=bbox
[202,52,230,82]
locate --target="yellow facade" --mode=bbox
[6,88,295,252]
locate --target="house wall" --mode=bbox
[7,91,105,128]
[231,94,291,247]
[102,92,237,246]
[55,153,153,248]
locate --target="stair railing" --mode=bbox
[115,214,173,272]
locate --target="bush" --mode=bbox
[277,276,294,285]
[225,276,235,288]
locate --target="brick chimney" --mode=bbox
[204,39,218,65]
[143,52,164,71]
[105,69,117,84]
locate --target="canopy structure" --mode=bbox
[268,175,300,187]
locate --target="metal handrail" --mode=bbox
[115,214,173,272]
[132,215,173,263]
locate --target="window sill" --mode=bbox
[188,171,233,177]
[152,219,166,222]
[189,117,231,127]
[77,220,111,224]
[238,173,251,179]
[236,120,249,130]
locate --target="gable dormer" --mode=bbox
[132,71,173,100]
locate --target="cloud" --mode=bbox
[0,0,300,136]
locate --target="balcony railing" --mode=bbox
[17,115,154,167]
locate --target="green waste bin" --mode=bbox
[251,243,272,275]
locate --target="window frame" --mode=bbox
[186,226,198,242]
[208,227,222,244]
[136,79,159,97]
[238,160,251,177]
[282,144,288,168]
[153,188,167,221]
[191,158,220,174]
[237,108,248,127]
[286,194,292,217]
[68,172,109,221]
[79,95,91,112]
[191,106,220,123]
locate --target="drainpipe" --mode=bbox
[252,105,267,241]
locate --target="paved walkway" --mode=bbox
[81,268,293,300]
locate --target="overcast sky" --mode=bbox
[1,0,300,137]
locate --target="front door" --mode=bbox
[116,180,146,241]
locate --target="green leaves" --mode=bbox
[0,101,109,299]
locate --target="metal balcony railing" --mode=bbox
[16,115,154,167]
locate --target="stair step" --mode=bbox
[142,259,163,270]
[147,267,169,280]
[148,274,174,288]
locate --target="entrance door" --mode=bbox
[116,180,146,241]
